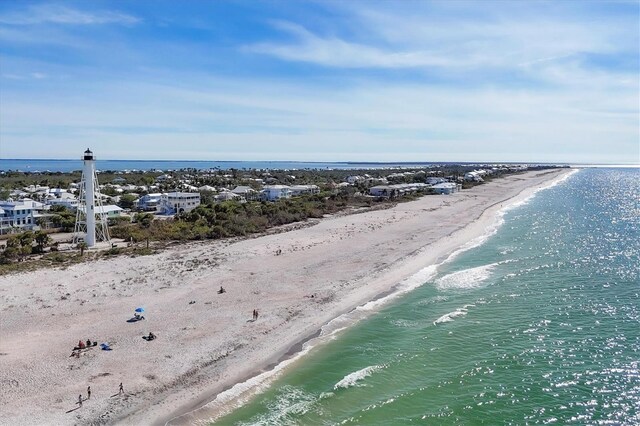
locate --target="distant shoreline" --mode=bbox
[0,158,575,173]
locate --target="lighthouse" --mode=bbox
[73,148,110,248]
[83,149,97,246]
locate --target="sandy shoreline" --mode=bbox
[0,169,572,426]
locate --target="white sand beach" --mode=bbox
[0,169,572,426]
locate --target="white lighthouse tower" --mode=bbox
[73,148,110,247]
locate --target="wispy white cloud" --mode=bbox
[3,71,637,163]
[246,3,634,75]
[0,4,139,26]
[246,21,462,69]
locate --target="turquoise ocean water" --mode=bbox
[216,168,639,425]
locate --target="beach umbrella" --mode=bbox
[135,307,145,313]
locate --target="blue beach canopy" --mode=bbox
[135,307,145,313]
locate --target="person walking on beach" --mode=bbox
[118,382,124,394]
[78,394,82,407]
[252,309,256,320]
[87,386,91,399]
[255,309,259,320]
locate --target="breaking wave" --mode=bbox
[433,304,475,325]
[435,263,498,291]
[334,365,385,390]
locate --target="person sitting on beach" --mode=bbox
[78,340,85,349]
[218,286,226,294]
[86,339,91,347]
[148,332,156,340]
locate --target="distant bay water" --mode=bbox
[0,159,490,173]
[214,168,639,425]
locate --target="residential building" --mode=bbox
[216,190,241,201]
[79,205,124,218]
[46,193,79,210]
[231,186,259,201]
[432,183,460,194]
[426,177,447,185]
[159,192,201,214]
[369,183,430,197]
[0,199,47,234]
[289,185,320,196]
[262,185,292,201]
[138,193,163,211]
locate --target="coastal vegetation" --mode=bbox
[110,192,398,242]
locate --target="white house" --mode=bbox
[262,185,292,201]
[138,193,163,211]
[346,176,365,184]
[426,177,447,185]
[159,192,201,215]
[369,183,430,197]
[432,183,459,194]
[46,192,79,210]
[79,205,124,218]
[289,185,320,196]
[231,186,259,201]
[464,170,488,182]
[0,199,47,234]
[215,190,241,201]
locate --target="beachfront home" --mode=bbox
[369,183,430,198]
[0,199,47,234]
[464,171,485,182]
[262,185,292,201]
[432,183,459,194]
[159,192,201,215]
[426,177,447,185]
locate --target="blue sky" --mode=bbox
[0,1,638,163]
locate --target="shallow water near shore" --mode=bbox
[214,168,639,425]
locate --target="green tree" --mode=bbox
[134,212,154,228]
[0,187,10,200]
[33,231,52,253]
[118,194,137,209]
[77,241,88,256]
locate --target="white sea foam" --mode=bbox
[435,263,498,291]
[441,170,577,267]
[499,168,579,215]
[334,365,385,390]
[320,265,438,337]
[433,305,474,325]
[188,344,316,425]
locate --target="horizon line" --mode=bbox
[3,157,634,166]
